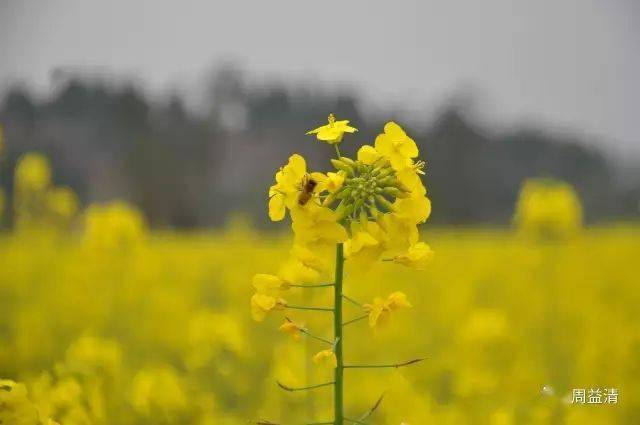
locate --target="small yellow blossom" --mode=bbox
[291,202,348,245]
[268,154,308,221]
[393,193,432,225]
[278,259,322,285]
[357,145,382,165]
[313,349,337,368]
[15,152,52,192]
[344,218,387,264]
[375,122,418,170]
[47,186,79,219]
[252,273,288,294]
[279,319,304,341]
[306,113,357,144]
[290,244,329,274]
[386,291,413,310]
[514,178,583,239]
[251,293,286,322]
[364,292,412,328]
[393,242,433,270]
[323,171,346,193]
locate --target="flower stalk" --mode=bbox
[332,243,345,424]
[253,115,432,424]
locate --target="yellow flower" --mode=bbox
[344,218,385,262]
[251,274,289,321]
[268,154,323,221]
[392,242,433,270]
[386,291,413,310]
[306,113,357,144]
[375,122,419,170]
[279,319,304,341]
[252,273,288,294]
[323,171,346,193]
[268,154,306,221]
[278,259,322,285]
[393,193,432,225]
[313,349,337,368]
[291,244,330,274]
[291,202,348,245]
[378,213,419,256]
[0,379,40,425]
[357,145,382,165]
[47,186,79,219]
[364,297,389,328]
[364,292,412,328]
[251,293,286,322]
[514,178,583,239]
[15,152,52,192]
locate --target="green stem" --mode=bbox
[287,305,333,312]
[277,381,335,392]
[342,314,368,327]
[344,358,426,369]
[333,243,344,425]
[342,294,363,307]
[334,145,342,158]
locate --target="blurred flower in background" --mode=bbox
[514,178,583,239]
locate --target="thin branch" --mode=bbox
[342,294,363,307]
[277,381,335,392]
[286,305,333,312]
[289,283,334,288]
[342,314,368,327]
[301,328,334,345]
[344,358,426,369]
[345,418,367,424]
[255,421,280,425]
[284,317,334,345]
[358,393,385,422]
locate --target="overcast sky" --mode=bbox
[0,0,638,156]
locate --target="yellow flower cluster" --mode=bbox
[514,178,583,239]
[13,152,79,230]
[0,379,59,425]
[253,117,432,325]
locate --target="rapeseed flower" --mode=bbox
[375,122,419,170]
[306,113,357,144]
[254,116,432,423]
[364,292,412,328]
[514,178,583,239]
[279,319,305,341]
[312,349,337,368]
[393,242,434,270]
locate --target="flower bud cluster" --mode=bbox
[328,157,411,222]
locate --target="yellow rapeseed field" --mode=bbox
[1,149,639,424]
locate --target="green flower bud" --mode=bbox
[375,195,395,212]
[382,187,409,198]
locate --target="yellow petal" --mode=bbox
[268,195,286,221]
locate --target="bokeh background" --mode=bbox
[0,1,639,424]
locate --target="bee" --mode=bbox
[298,174,318,206]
